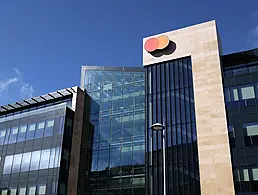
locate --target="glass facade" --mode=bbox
[146,57,200,195]
[222,49,258,194]
[0,99,74,195]
[80,67,145,195]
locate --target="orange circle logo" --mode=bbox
[144,35,170,52]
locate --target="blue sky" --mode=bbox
[0,0,257,105]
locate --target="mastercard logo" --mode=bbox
[144,35,170,53]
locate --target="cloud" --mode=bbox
[0,68,34,101]
[249,11,258,47]
[20,82,34,99]
[0,77,19,96]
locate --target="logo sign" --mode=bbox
[144,35,176,57]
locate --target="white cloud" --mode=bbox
[20,82,34,99]
[0,68,34,100]
[249,11,258,47]
[250,25,258,47]
[0,77,19,96]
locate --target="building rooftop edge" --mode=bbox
[0,86,81,114]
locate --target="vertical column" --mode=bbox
[191,24,235,195]
[67,87,85,195]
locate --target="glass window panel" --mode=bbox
[35,121,45,139]
[21,152,31,172]
[29,187,36,195]
[17,125,27,142]
[38,185,46,195]
[3,155,14,174]
[47,119,54,127]
[30,151,41,171]
[252,168,258,180]
[19,188,26,195]
[0,129,6,145]
[1,190,8,195]
[246,124,258,136]
[9,127,18,144]
[12,154,22,173]
[241,86,255,100]
[44,119,54,137]
[10,189,16,195]
[12,127,18,134]
[4,129,10,144]
[243,169,249,181]
[29,124,36,131]
[54,147,61,168]
[49,148,56,168]
[233,88,239,101]
[39,149,50,169]
[26,124,36,140]
[98,149,109,171]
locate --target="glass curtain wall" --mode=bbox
[83,67,145,195]
[146,57,201,195]
[0,101,72,195]
[222,49,258,194]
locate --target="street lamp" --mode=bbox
[151,122,166,195]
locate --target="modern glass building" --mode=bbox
[79,66,145,195]
[1,20,258,195]
[0,87,86,195]
[222,49,258,194]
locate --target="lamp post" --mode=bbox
[151,122,166,195]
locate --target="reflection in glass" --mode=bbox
[17,125,27,142]
[21,152,31,172]
[19,188,26,195]
[39,149,50,169]
[30,151,41,171]
[35,121,45,139]
[29,186,36,195]
[26,124,36,141]
[9,127,18,144]
[3,155,14,174]
[44,119,54,137]
[0,129,6,145]
[12,154,22,173]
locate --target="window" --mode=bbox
[26,124,36,140]
[21,152,31,172]
[1,190,8,195]
[38,185,46,195]
[30,151,41,171]
[9,127,18,144]
[35,121,45,139]
[3,155,14,174]
[240,86,255,100]
[44,119,54,137]
[29,187,36,195]
[17,125,27,142]
[252,168,258,180]
[244,122,258,146]
[10,189,17,195]
[243,169,249,181]
[19,188,26,195]
[12,154,22,173]
[0,129,6,145]
[233,88,239,101]
[39,149,50,169]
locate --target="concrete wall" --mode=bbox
[143,20,235,195]
[67,87,85,195]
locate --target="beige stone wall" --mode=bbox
[143,21,235,195]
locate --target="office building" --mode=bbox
[0,87,86,195]
[78,66,145,195]
[143,20,258,195]
[0,20,258,195]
